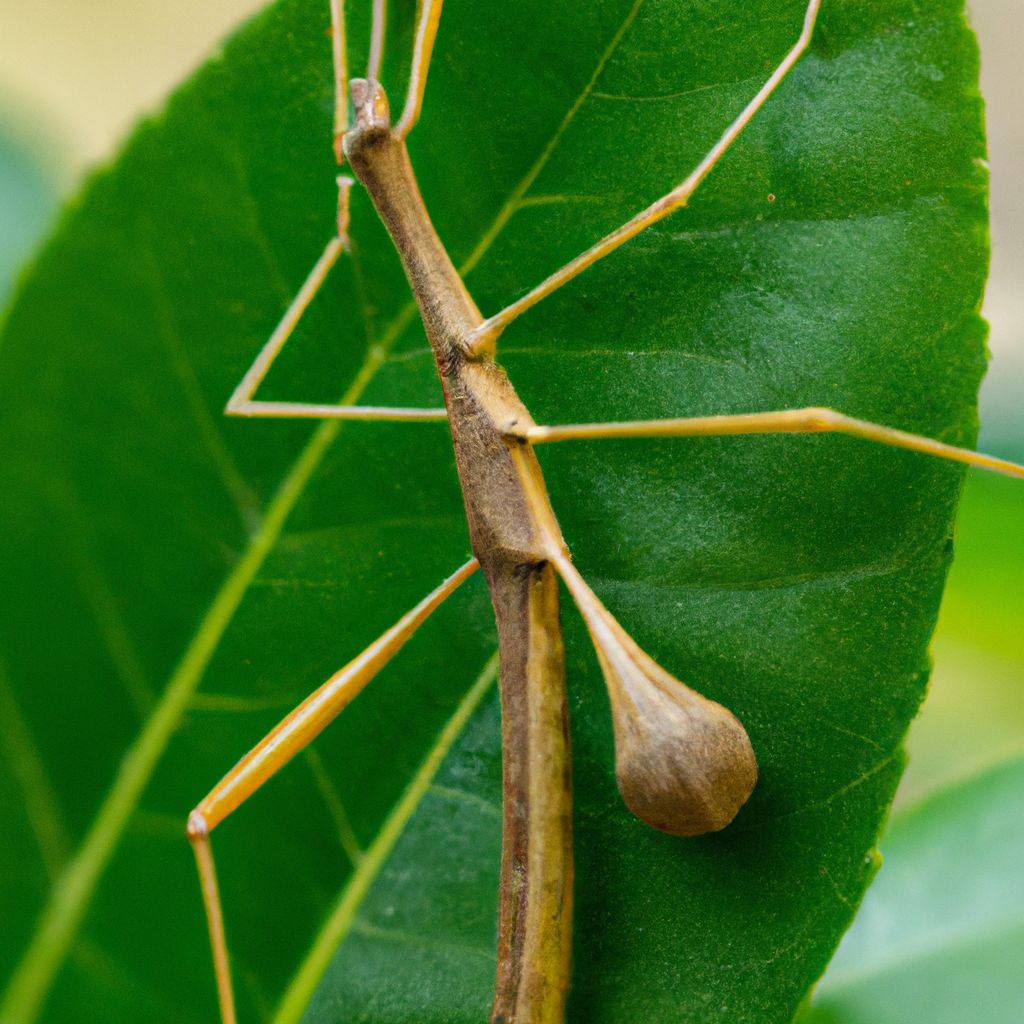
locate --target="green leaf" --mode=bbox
[797,756,1024,1024]
[0,1,987,1023]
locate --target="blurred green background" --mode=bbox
[1,0,1018,804]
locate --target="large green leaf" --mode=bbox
[0,1,987,1022]
[797,756,1024,1023]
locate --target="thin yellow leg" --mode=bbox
[368,0,387,82]
[330,0,348,150]
[394,0,445,139]
[520,406,1024,481]
[466,0,822,352]
[190,828,237,1024]
[225,182,447,424]
[187,558,479,1023]
[228,1,447,424]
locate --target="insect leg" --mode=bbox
[466,0,821,353]
[521,407,1024,480]
[232,3,444,423]
[330,0,349,151]
[225,182,447,424]
[394,0,445,139]
[368,0,387,81]
[187,557,479,1024]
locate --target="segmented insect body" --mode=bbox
[344,91,576,1018]
[342,75,765,1019]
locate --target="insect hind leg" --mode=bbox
[187,558,479,1023]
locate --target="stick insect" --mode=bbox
[186,1,1024,1021]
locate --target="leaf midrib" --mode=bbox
[270,652,500,1024]
[0,379,359,1024]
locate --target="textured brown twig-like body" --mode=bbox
[345,78,575,1023]
[343,68,772,1019]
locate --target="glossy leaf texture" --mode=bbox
[797,756,1024,1023]
[0,1,988,1022]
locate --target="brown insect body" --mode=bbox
[345,78,755,1022]
[180,5,1024,1020]
[346,78,574,1024]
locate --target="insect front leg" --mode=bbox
[394,0,446,139]
[466,0,821,354]
[225,177,448,424]
[227,0,449,425]
[187,558,478,1024]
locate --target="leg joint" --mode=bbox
[803,406,843,431]
[187,810,209,843]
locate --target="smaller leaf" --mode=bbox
[798,756,1024,1024]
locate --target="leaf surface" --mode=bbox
[797,756,1024,1024]
[0,1,987,1022]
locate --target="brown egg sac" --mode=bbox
[597,639,758,836]
[556,556,758,836]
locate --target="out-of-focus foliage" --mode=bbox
[798,755,1024,1023]
[901,467,1024,803]
[0,119,58,306]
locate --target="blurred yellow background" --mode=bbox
[0,0,1020,803]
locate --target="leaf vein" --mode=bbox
[135,215,264,534]
[0,275,395,1024]
[350,919,496,962]
[0,658,71,883]
[428,783,502,818]
[46,474,156,718]
[304,747,364,867]
[270,651,500,1024]
[458,0,646,279]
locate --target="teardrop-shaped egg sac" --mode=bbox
[556,555,757,836]
[594,634,757,836]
